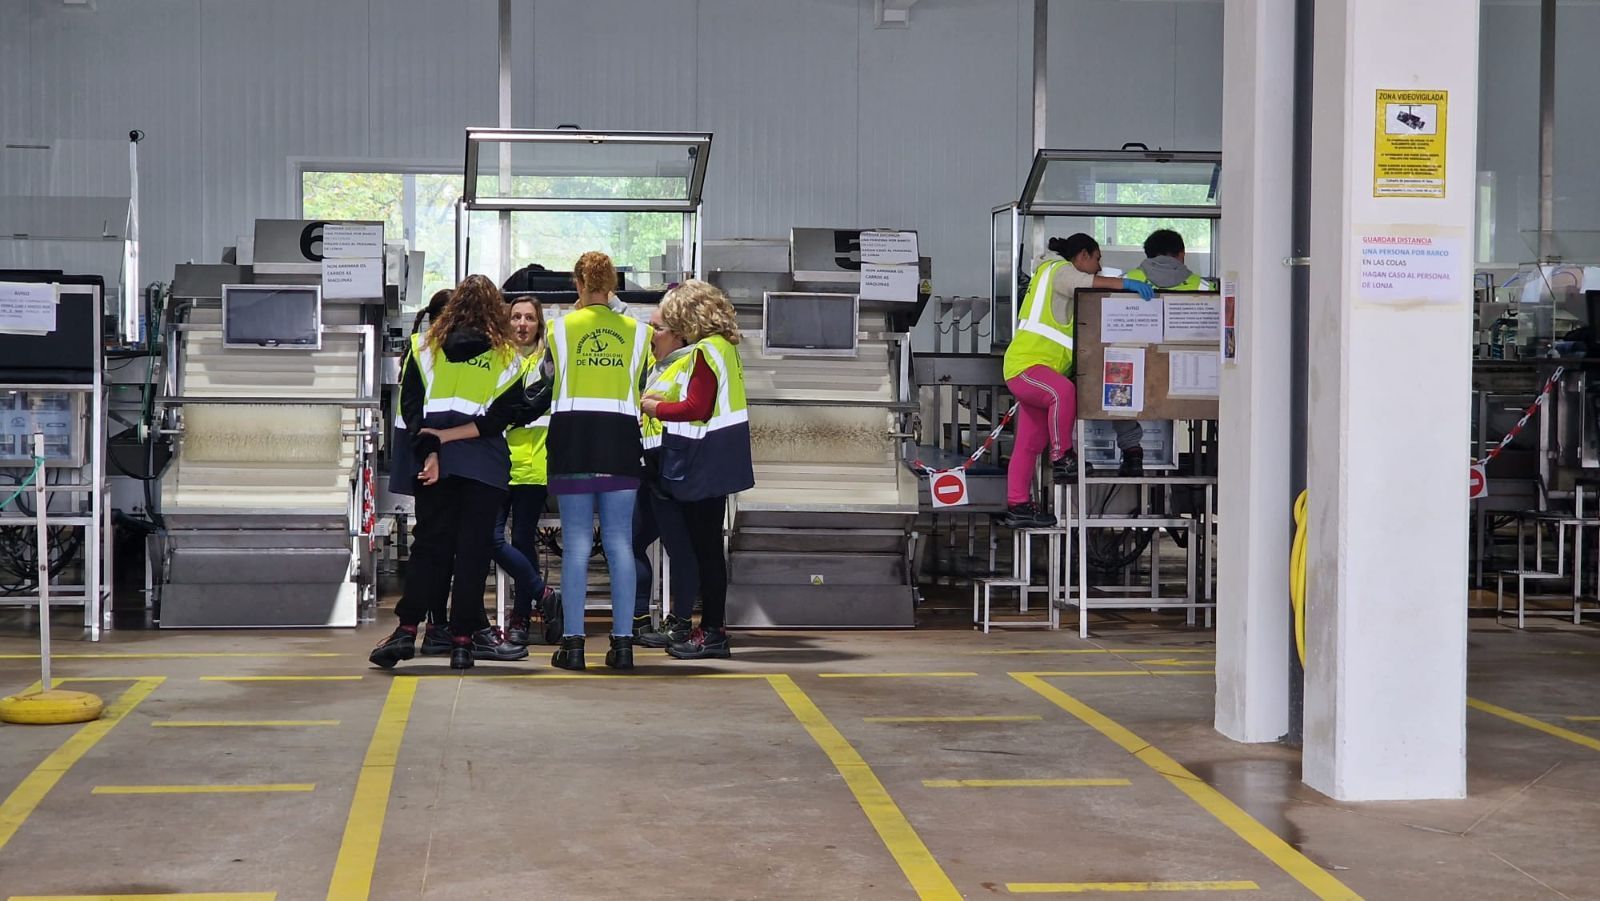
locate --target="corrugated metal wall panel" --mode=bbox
[696,0,860,241]
[1172,2,1224,150]
[1048,0,1178,150]
[368,0,499,162]
[528,0,698,131]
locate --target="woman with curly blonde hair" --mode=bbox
[370,274,534,671]
[640,279,755,660]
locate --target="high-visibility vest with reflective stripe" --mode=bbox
[507,353,549,486]
[410,331,522,489]
[1003,259,1075,380]
[641,351,695,453]
[659,334,755,501]
[546,304,650,480]
[1125,268,1214,291]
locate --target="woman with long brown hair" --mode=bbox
[370,274,533,670]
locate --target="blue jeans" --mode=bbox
[492,484,549,617]
[632,484,699,618]
[557,489,636,638]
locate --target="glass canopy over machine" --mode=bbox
[993,147,1222,345]
[456,128,712,289]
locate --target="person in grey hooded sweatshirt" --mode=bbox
[1116,229,1217,476]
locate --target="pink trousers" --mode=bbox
[1005,365,1076,506]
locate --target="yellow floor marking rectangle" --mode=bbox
[966,649,1215,656]
[1012,674,1359,901]
[92,784,315,795]
[1006,881,1259,893]
[1469,698,1600,752]
[0,677,163,853]
[866,715,1044,724]
[8,894,277,901]
[767,674,961,900]
[456,673,767,680]
[1018,671,1215,677]
[923,778,1131,788]
[1563,715,1600,723]
[153,720,340,728]
[0,652,338,660]
[326,676,418,901]
[818,672,978,679]
[200,676,362,682]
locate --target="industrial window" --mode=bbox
[300,168,687,298]
[1091,182,1213,255]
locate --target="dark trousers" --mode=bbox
[632,484,699,618]
[493,484,550,617]
[395,476,505,635]
[678,495,729,630]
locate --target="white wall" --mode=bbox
[1477,0,1600,263]
[0,0,1223,307]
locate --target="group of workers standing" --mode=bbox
[1001,228,1215,529]
[370,251,754,671]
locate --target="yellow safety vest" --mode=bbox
[410,331,523,487]
[658,334,755,500]
[1003,259,1075,380]
[1125,269,1214,291]
[642,350,696,452]
[507,352,549,486]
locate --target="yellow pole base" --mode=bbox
[0,689,104,725]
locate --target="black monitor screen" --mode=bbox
[223,285,322,350]
[763,293,858,357]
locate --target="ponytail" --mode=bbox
[1048,233,1099,262]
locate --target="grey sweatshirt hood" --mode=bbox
[1135,256,1195,289]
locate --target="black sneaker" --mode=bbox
[1118,447,1145,478]
[999,502,1056,529]
[472,626,530,662]
[667,626,732,660]
[551,635,585,671]
[539,589,564,646]
[1051,451,1078,484]
[450,640,474,670]
[606,635,635,670]
[369,625,417,669]
[635,614,691,649]
[505,614,531,647]
[420,624,453,656]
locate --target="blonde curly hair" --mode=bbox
[660,279,741,345]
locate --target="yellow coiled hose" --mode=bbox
[1289,490,1308,667]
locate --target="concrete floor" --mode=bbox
[1,613,1598,900]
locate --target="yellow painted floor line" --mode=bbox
[1563,715,1600,723]
[767,674,961,900]
[1469,698,1600,752]
[923,778,1131,788]
[93,784,315,795]
[154,720,341,728]
[0,652,338,660]
[866,715,1044,724]
[0,677,163,852]
[966,649,1215,656]
[1012,674,1360,901]
[818,672,978,679]
[444,673,767,680]
[1018,671,1215,678]
[326,676,418,901]
[201,676,363,682]
[1006,881,1259,893]
[8,894,277,901]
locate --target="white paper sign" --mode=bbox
[1163,297,1222,343]
[859,230,919,265]
[0,282,57,335]
[1356,231,1466,306]
[859,262,919,302]
[1101,296,1164,344]
[323,223,384,260]
[322,258,385,300]
[1168,350,1221,397]
[1102,347,1145,414]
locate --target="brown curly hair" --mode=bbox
[573,251,617,298]
[660,279,741,345]
[426,274,517,353]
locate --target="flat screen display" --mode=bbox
[763,292,858,357]
[223,284,322,350]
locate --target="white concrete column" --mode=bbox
[1215,0,1295,744]
[1304,0,1479,801]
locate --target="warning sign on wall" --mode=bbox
[929,469,969,509]
[1374,89,1448,198]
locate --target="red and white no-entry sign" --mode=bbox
[929,469,969,509]
[1469,462,1488,500]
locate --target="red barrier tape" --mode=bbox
[1477,366,1564,466]
[911,403,1019,475]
